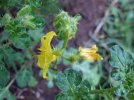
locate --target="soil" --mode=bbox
[60,0,107,47]
[11,0,107,100]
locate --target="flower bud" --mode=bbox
[54,11,81,40]
[68,54,79,63]
[53,48,61,56]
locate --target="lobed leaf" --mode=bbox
[110,45,133,70]
[16,68,33,88]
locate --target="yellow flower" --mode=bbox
[37,31,56,79]
[79,45,103,62]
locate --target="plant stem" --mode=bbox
[89,87,117,94]
[62,37,69,49]
[0,77,15,98]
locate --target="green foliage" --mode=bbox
[110,45,133,69]
[56,69,92,100]
[0,64,10,88]
[1,0,134,99]
[72,61,101,86]
[17,5,32,17]
[0,89,15,100]
[16,67,37,88]
[56,69,82,92]
[0,6,42,49]
[55,44,134,99]
[0,0,49,98]
[41,0,61,16]
[55,93,74,100]
[103,0,134,48]
[101,1,134,98]
[110,45,134,98]
[28,76,38,87]
[0,0,22,7]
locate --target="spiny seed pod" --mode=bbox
[54,11,81,40]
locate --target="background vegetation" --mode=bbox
[0,0,134,100]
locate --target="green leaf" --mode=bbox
[65,69,82,86]
[46,69,57,88]
[77,80,91,95]
[110,45,134,97]
[28,76,38,87]
[56,69,82,92]
[110,45,133,70]
[10,33,32,49]
[0,64,10,88]
[55,69,92,100]
[3,48,26,69]
[16,68,32,88]
[0,14,12,25]
[55,93,74,100]
[0,89,15,100]
[27,0,42,8]
[28,28,44,43]
[17,5,31,17]
[23,15,36,29]
[56,72,70,92]
[127,90,134,100]
[72,61,101,86]
[41,0,60,16]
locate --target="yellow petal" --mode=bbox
[86,53,103,62]
[79,45,98,53]
[40,31,56,51]
[37,31,57,78]
[42,66,49,79]
[79,45,103,62]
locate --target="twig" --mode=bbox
[93,0,119,37]
[16,88,28,99]
[84,0,119,48]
